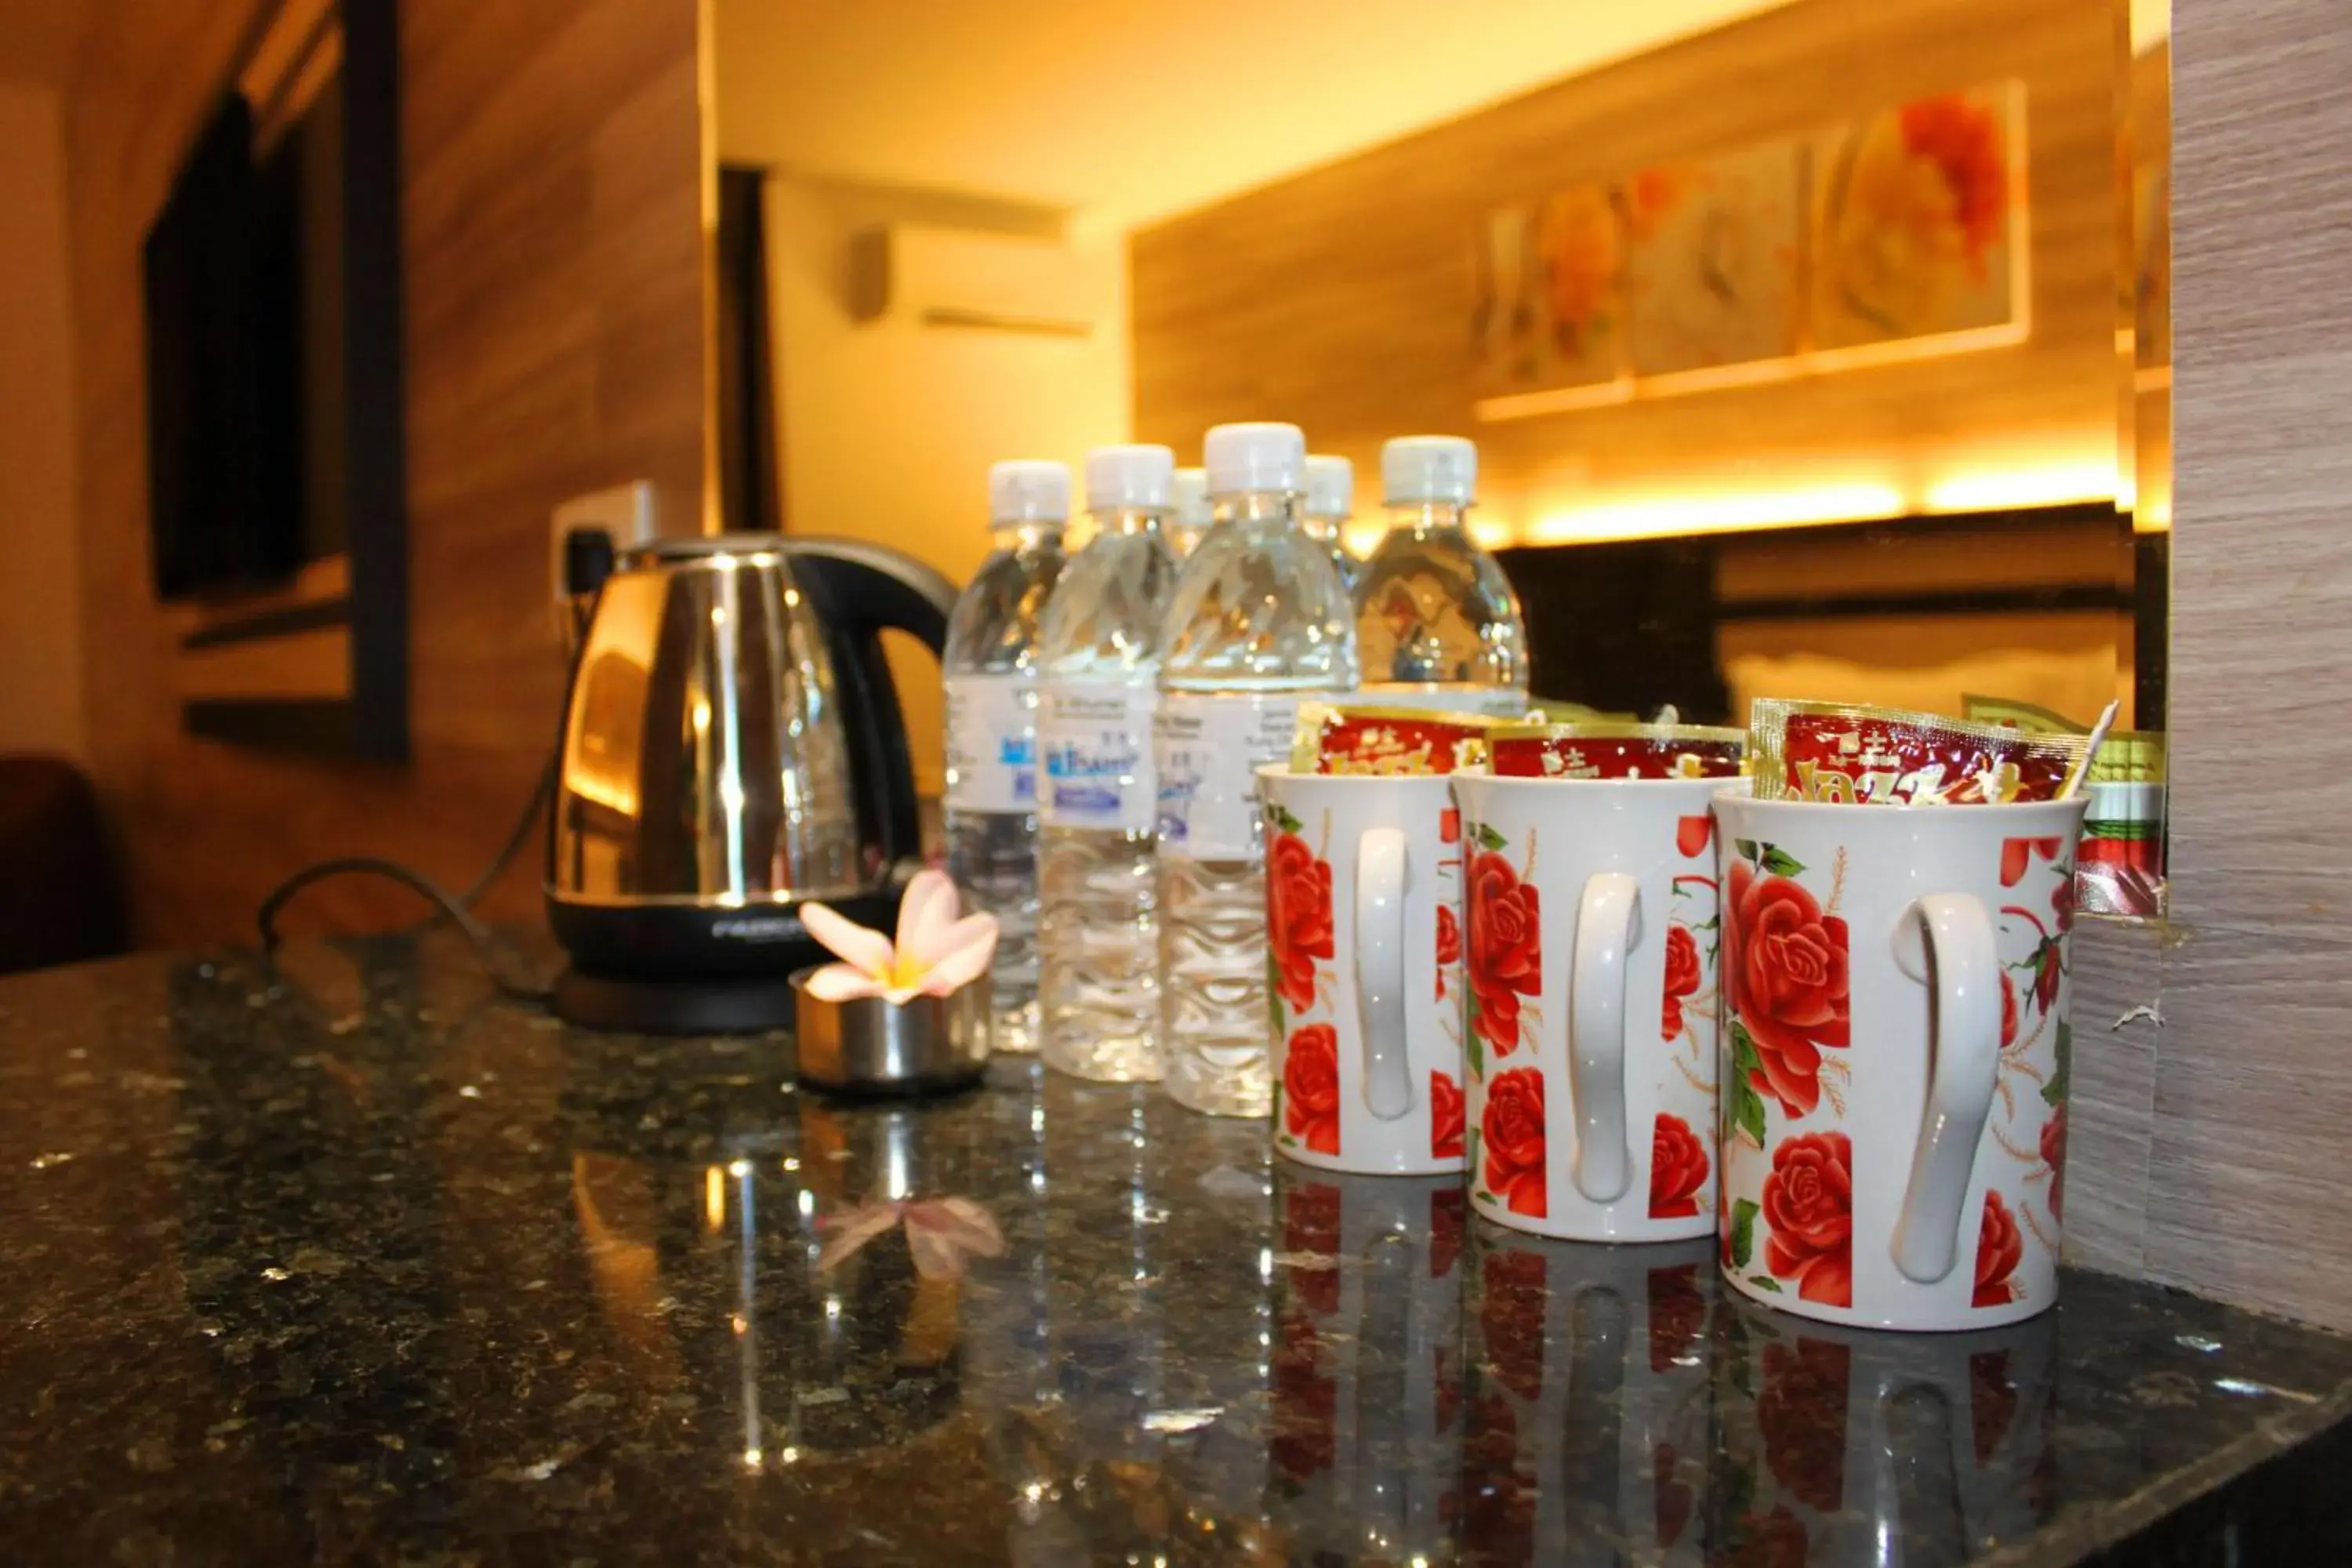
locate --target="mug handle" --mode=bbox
[1890,893,2003,1283]
[1357,827,1414,1121]
[1568,871,1642,1203]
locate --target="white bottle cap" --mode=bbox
[1084,444,1175,510]
[1203,422,1306,498]
[1303,455,1354,521]
[1382,435,1478,506]
[989,459,1070,524]
[1171,466,1211,528]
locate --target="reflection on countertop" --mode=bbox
[0,930,2347,1565]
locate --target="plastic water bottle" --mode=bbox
[944,459,1069,1053]
[1302,453,1359,594]
[1155,423,1357,1116]
[1167,466,1211,559]
[1353,435,1527,715]
[1035,445,1181,1081]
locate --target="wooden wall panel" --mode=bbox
[1132,0,2124,535]
[63,0,706,946]
[2140,0,2352,1327]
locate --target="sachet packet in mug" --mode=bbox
[1291,703,1499,775]
[1490,722,1745,781]
[1750,700,2089,806]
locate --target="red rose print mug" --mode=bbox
[1448,771,1738,1241]
[1258,767,1468,1175]
[1712,793,2085,1330]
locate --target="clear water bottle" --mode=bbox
[944,459,1069,1053]
[1353,435,1528,715]
[1155,423,1356,1116]
[1036,445,1181,1082]
[1167,466,1211,559]
[1302,453,1359,594]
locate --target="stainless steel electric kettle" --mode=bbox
[546,533,955,1032]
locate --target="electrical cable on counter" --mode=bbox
[253,749,560,1004]
[254,525,615,1005]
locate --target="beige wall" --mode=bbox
[0,85,84,760]
[760,174,1131,793]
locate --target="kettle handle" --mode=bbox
[780,538,956,879]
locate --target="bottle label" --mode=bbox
[1153,692,1302,861]
[944,673,1037,813]
[1040,681,1158,832]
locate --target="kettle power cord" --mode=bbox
[253,749,559,1004]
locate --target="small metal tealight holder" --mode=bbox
[789,969,992,1095]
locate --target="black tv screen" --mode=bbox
[141,93,307,600]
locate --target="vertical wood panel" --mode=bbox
[64,0,706,946]
[2141,0,2352,1327]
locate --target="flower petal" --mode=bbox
[800,901,893,977]
[931,913,998,964]
[895,869,962,964]
[815,1201,904,1272]
[800,961,885,1002]
[916,924,997,996]
[903,1196,1007,1278]
[926,1196,1007,1256]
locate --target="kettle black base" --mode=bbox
[546,886,904,1034]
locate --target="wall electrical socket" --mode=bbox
[549,481,658,614]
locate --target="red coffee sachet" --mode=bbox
[1750,699,2088,805]
[1294,705,1498,775]
[1489,722,1745,780]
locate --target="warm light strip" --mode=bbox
[1525,485,1910,545]
[1921,463,2118,514]
[1475,322,2034,425]
[1474,379,1635,422]
[1512,463,2123,548]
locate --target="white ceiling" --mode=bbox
[713,0,1794,229]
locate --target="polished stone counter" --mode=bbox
[2,931,2349,1565]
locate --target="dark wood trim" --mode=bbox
[183,697,360,751]
[1717,583,2127,622]
[180,595,353,648]
[339,0,407,763]
[2132,529,2169,729]
[715,163,781,532]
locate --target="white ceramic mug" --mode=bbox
[1711,793,2086,1331]
[1258,766,1467,1176]
[1448,771,1737,1241]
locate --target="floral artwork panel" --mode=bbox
[1470,185,1627,395]
[1624,140,1806,376]
[1809,82,2024,350]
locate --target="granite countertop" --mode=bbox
[3,931,2350,1566]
